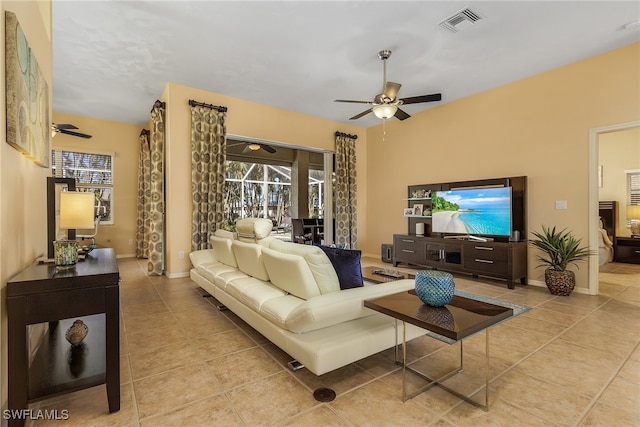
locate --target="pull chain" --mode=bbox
[382,119,387,143]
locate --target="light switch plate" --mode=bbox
[555,200,567,210]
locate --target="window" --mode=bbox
[224,140,330,235]
[51,150,114,224]
[224,160,291,227]
[627,170,640,227]
[628,171,640,206]
[309,169,325,218]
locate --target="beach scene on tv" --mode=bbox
[431,187,512,236]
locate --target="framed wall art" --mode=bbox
[5,11,50,167]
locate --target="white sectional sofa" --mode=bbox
[189,218,425,375]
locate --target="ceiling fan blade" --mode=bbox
[262,144,276,154]
[349,109,373,120]
[384,82,401,101]
[334,99,371,104]
[394,108,411,121]
[400,93,442,105]
[59,129,92,139]
[54,123,78,130]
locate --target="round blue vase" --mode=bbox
[414,270,455,307]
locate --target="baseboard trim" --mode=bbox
[116,253,135,259]
[166,271,190,279]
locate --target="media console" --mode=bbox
[393,234,527,289]
[394,176,528,289]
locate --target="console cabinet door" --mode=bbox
[425,243,463,268]
[424,244,443,266]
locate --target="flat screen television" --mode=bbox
[432,186,512,239]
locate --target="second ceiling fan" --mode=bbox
[51,123,92,139]
[335,49,442,121]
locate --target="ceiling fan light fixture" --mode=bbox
[248,143,261,151]
[372,104,397,120]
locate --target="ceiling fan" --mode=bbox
[335,49,442,121]
[241,142,276,154]
[51,123,92,139]
[227,140,277,154]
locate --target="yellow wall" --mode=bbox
[599,127,640,237]
[0,2,638,409]
[52,112,142,256]
[364,42,640,291]
[162,83,363,276]
[0,0,52,413]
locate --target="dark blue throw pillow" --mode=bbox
[317,245,363,290]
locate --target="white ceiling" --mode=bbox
[52,1,640,128]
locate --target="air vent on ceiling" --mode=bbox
[439,7,483,33]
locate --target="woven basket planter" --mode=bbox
[544,269,575,296]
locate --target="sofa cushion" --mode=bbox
[200,263,237,284]
[226,277,286,312]
[211,236,237,267]
[267,240,340,294]
[189,249,216,268]
[235,218,273,242]
[261,247,321,300]
[231,240,270,281]
[214,270,250,290]
[317,246,363,290]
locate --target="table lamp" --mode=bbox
[627,205,640,237]
[54,191,95,267]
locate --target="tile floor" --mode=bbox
[29,258,640,426]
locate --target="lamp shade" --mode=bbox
[372,104,397,120]
[59,192,95,229]
[627,205,640,220]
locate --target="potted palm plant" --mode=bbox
[529,225,593,295]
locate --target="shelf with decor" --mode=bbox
[405,184,440,236]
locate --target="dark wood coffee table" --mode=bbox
[364,290,513,410]
[361,266,415,283]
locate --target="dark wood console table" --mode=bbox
[7,248,120,426]
[615,237,640,264]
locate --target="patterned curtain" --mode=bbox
[334,132,358,249]
[190,101,227,251]
[148,101,166,275]
[136,129,150,258]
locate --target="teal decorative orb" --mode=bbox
[415,270,455,307]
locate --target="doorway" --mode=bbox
[589,121,640,294]
[225,136,334,243]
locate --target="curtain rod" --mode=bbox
[150,100,165,113]
[335,131,358,140]
[188,99,228,112]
